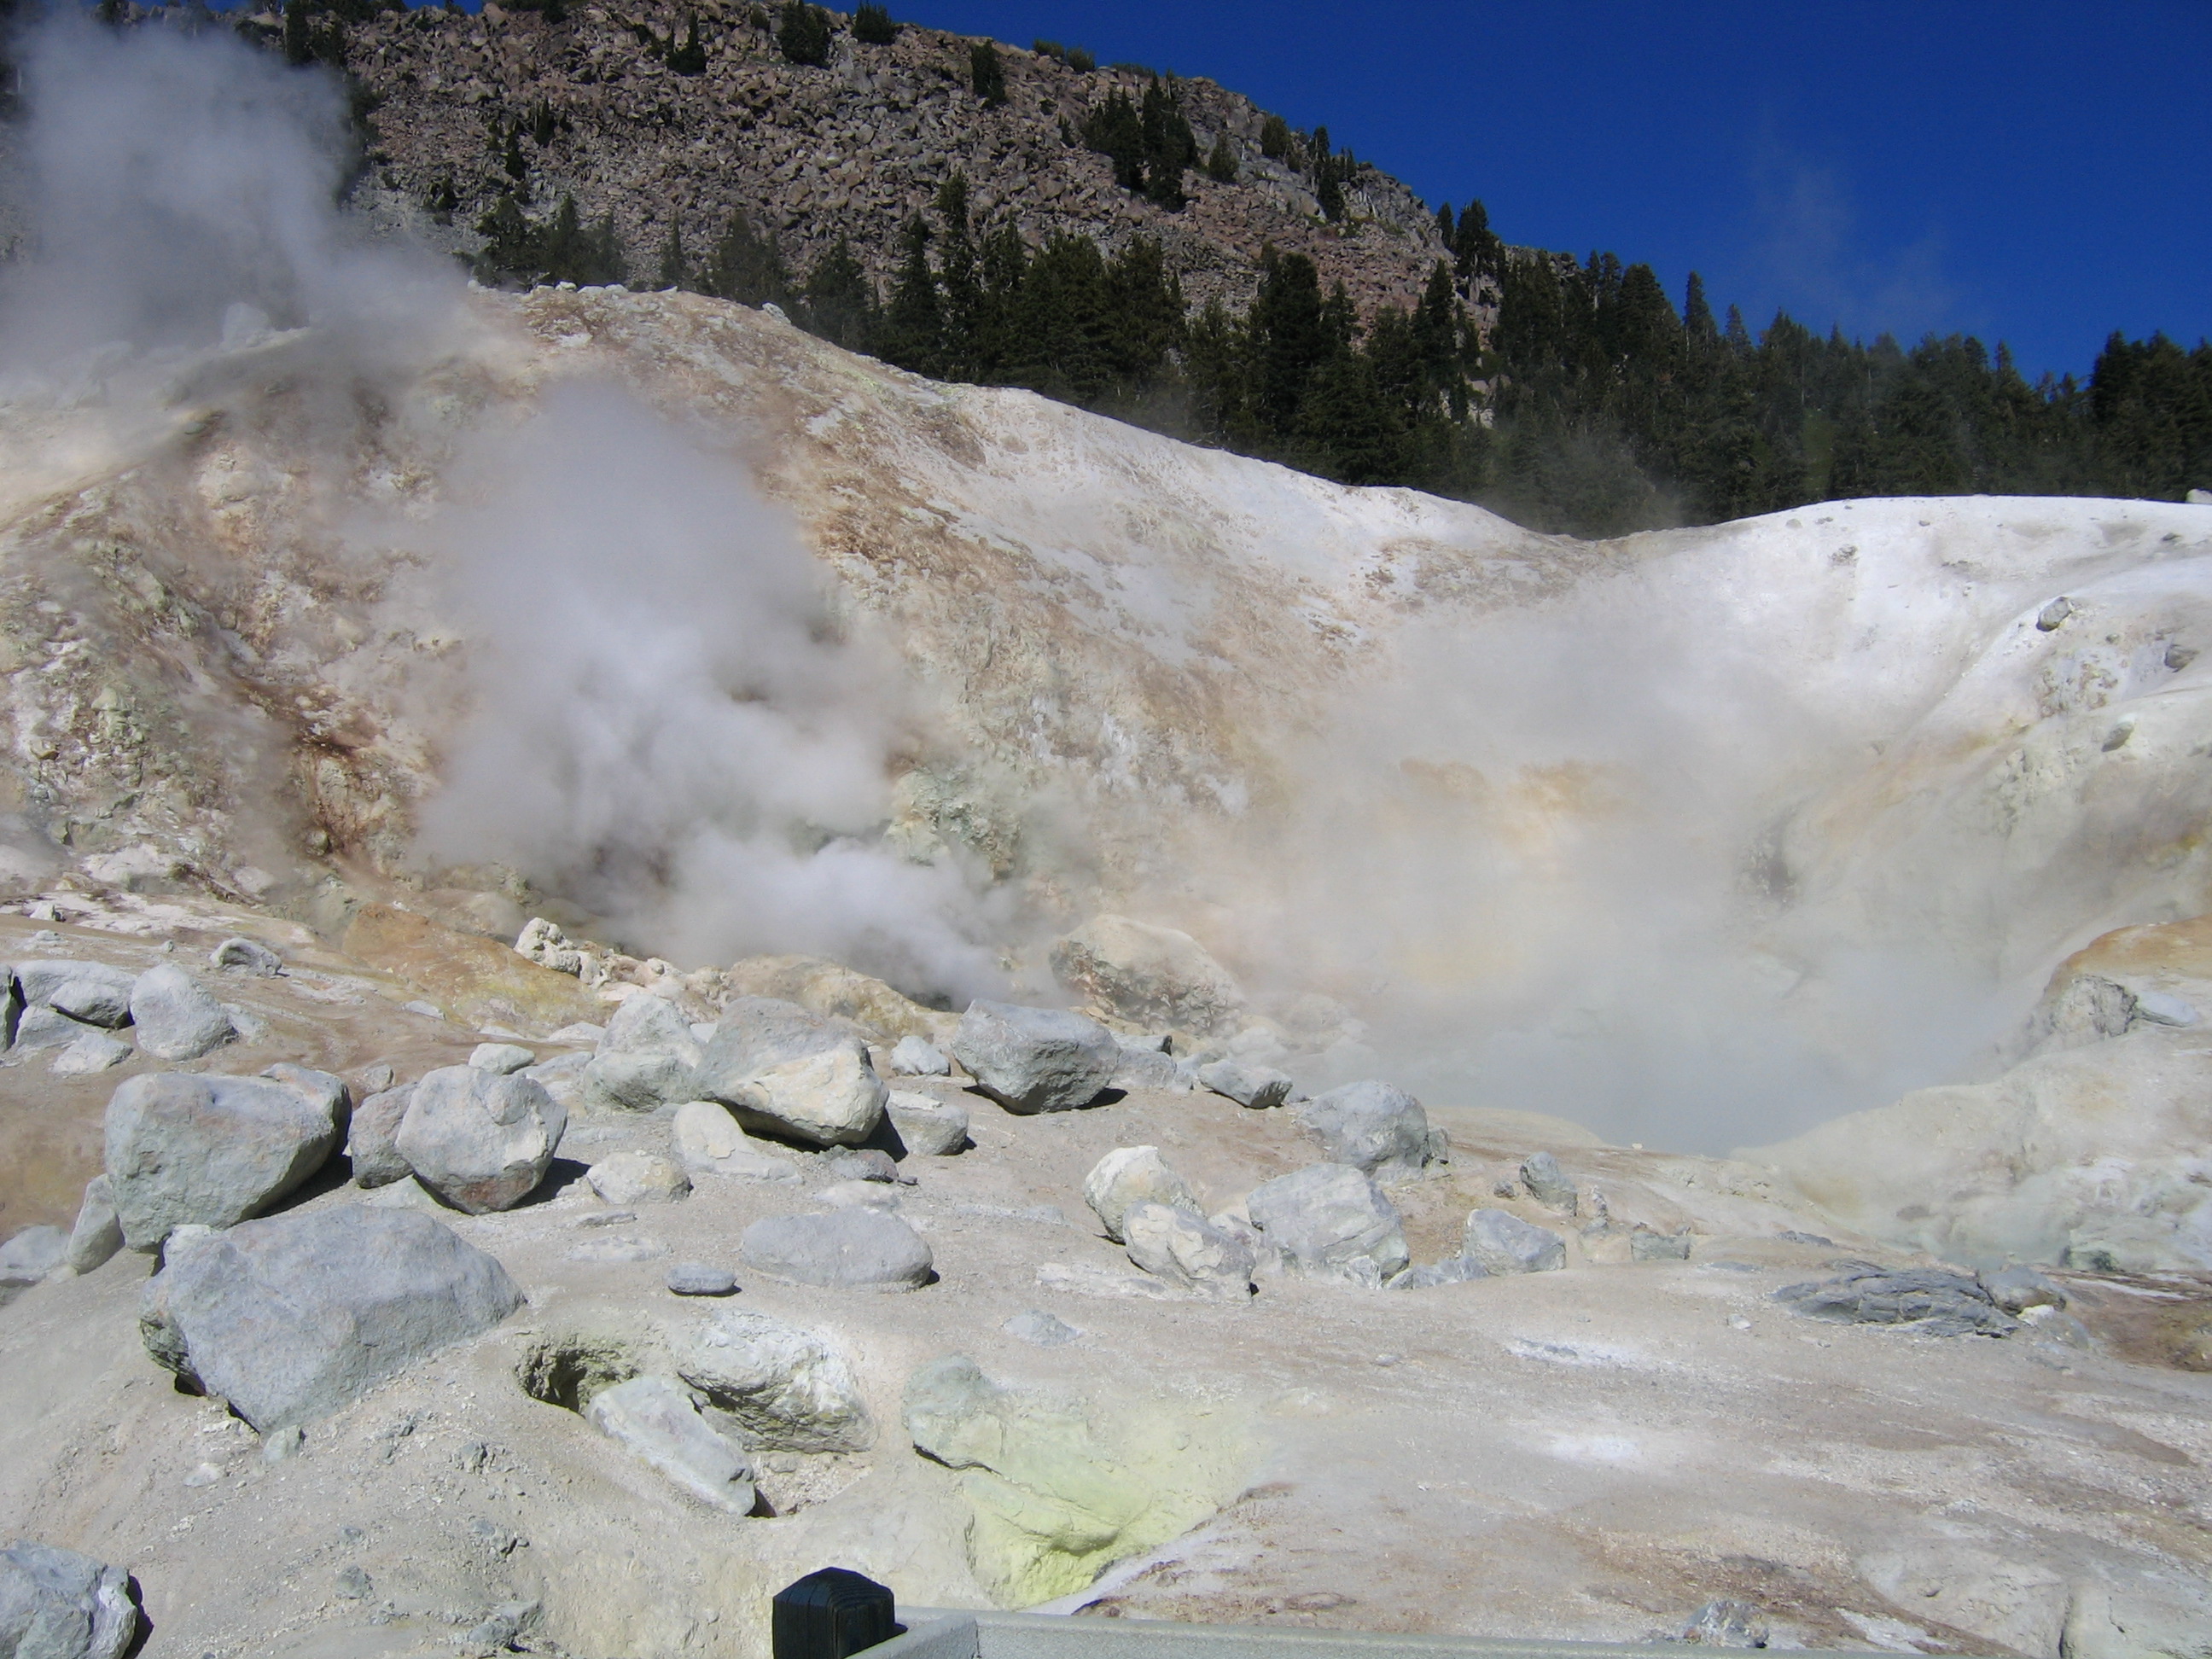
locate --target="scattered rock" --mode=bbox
[819,1179,899,1211]
[1082,1145,1198,1243]
[675,1305,875,1451]
[1520,1150,1578,1213]
[1245,1163,1410,1288]
[1683,1598,1770,1648]
[262,1062,350,1126]
[50,1032,132,1074]
[1389,1254,1488,1289]
[1982,1265,2065,1313]
[334,1563,372,1600]
[665,1262,737,1296]
[889,1034,950,1075]
[394,1065,567,1214]
[2036,596,2075,630]
[469,1042,536,1074]
[584,1374,755,1512]
[347,1086,416,1189]
[0,1539,141,1659]
[2132,989,2198,1027]
[1004,1309,1080,1346]
[583,994,702,1112]
[692,997,887,1146]
[211,937,283,975]
[547,1022,607,1044]
[104,1071,345,1250]
[140,1204,523,1429]
[1292,1081,1434,1180]
[1463,1209,1567,1275]
[1121,1201,1254,1299]
[1049,913,1245,1034]
[9,1004,96,1052]
[738,1208,932,1291]
[951,1000,1119,1115]
[262,1424,305,1463]
[1196,1057,1294,1110]
[585,1150,691,1206]
[63,1176,124,1274]
[1773,1263,2019,1336]
[0,1223,67,1284]
[17,960,137,1027]
[1108,1042,1194,1091]
[885,1089,968,1155]
[1630,1229,1693,1262]
[127,963,236,1060]
[670,1100,804,1181]
[567,1234,669,1263]
[819,1146,908,1184]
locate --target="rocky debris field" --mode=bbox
[2,895,2210,1659]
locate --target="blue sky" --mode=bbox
[890,0,2209,380]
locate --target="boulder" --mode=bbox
[1121,1202,1254,1299]
[63,1176,124,1274]
[0,1225,67,1285]
[469,1043,536,1074]
[1982,1265,2065,1313]
[585,1151,690,1206]
[1245,1164,1409,1288]
[950,1001,1117,1114]
[346,1086,416,1189]
[210,937,284,975]
[1463,1208,1567,1275]
[1049,914,1245,1034]
[584,1374,755,1513]
[394,1065,566,1214]
[692,998,885,1147]
[888,1035,950,1075]
[10,1004,99,1052]
[583,995,702,1112]
[670,1100,804,1181]
[738,1209,932,1291]
[126,964,235,1061]
[1109,1042,1194,1092]
[262,1063,349,1126]
[1292,1082,1433,1180]
[139,1204,523,1429]
[1630,1229,1692,1262]
[665,1263,737,1296]
[51,1033,131,1075]
[1390,1254,1489,1289]
[1004,1309,1080,1347]
[885,1090,968,1155]
[1521,1150,1578,1213]
[0,1540,141,1659]
[17,960,136,1027]
[1081,1145,1198,1243]
[104,1071,345,1250]
[1196,1058,1293,1109]
[820,1147,909,1185]
[675,1306,875,1451]
[1773,1263,2019,1336]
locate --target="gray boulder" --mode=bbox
[1630,1229,1692,1262]
[1109,1042,1195,1092]
[1196,1057,1294,1109]
[1049,913,1245,1034]
[675,1306,875,1451]
[1004,1309,1080,1347]
[1773,1263,2019,1336]
[669,1101,803,1182]
[1981,1264,2066,1313]
[1245,1163,1409,1288]
[139,1204,523,1430]
[692,998,885,1147]
[583,995,702,1113]
[666,1263,737,1296]
[885,1090,968,1155]
[1390,1254,1490,1289]
[0,1225,67,1286]
[11,1005,102,1053]
[584,1374,756,1513]
[347,1086,416,1189]
[739,1209,932,1292]
[888,1035,950,1076]
[210,937,283,975]
[950,1001,1117,1114]
[469,1043,536,1075]
[1464,1208,1567,1275]
[17,960,136,1028]
[1121,1201,1254,1299]
[51,1033,131,1075]
[104,1071,345,1250]
[63,1177,124,1275]
[1292,1082,1433,1180]
[127,964,235,1061]
[395,1065,566,1214]
[1521,1150,1578,1214]
[1081,1145,1198,1243]
[0,1540,141,1659]
[585,1151,690,1206]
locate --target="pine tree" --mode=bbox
[1138,79,1196,209]
[1259,114,1292,160]
[1204,132,1237,184]
[800,237,876,350]
[657,218,688,290]
[704,207,791,307]
[852,3,895,44]
[776,0,830,67]
[1249,248,1330,442]
[969,40,1006,107]
[934,173,982,378]
[667,15,707,74]
[880,215,945,375]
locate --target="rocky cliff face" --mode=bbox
[332,3,1464,318]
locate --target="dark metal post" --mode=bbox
[772,1568,898,1659]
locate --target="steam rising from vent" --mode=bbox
[411,387,1010,1000]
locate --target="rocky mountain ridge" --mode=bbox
[330,2,1470,319]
